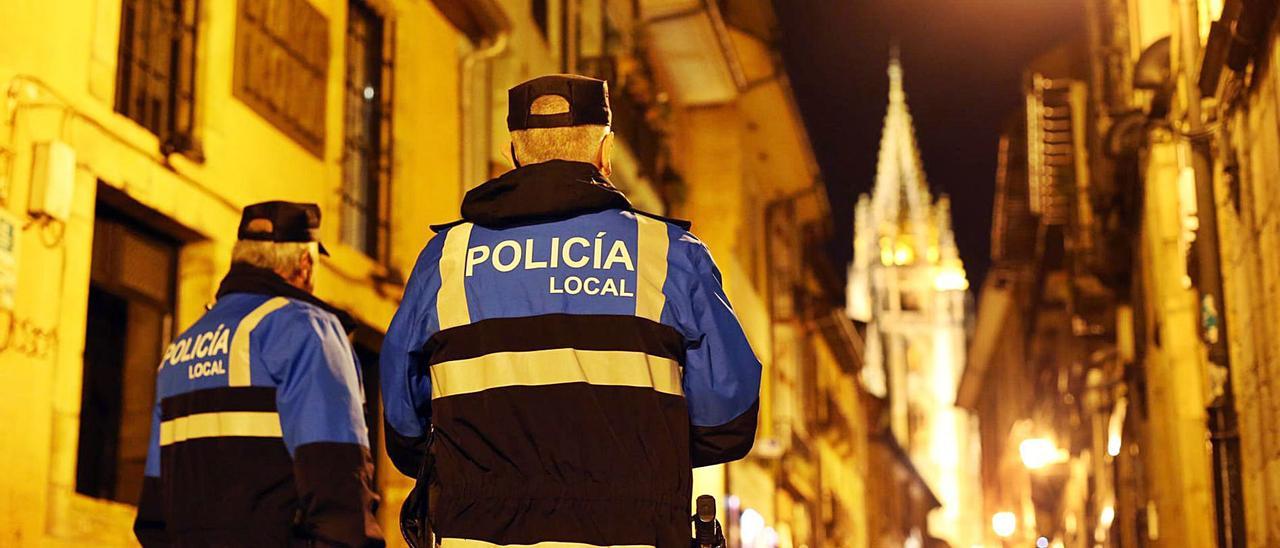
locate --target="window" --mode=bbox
[76,206,178,504]
[115,0,198,153]
[341,1,393,259]
[233,0,330,156]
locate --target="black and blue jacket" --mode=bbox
[134,265,383,547]
[381,160,761,547]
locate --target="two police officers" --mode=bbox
[134,202,383,547]
[381,75,762,546]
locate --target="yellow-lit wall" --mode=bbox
[670,101,780,537]
[667,97,869,545]
[1209,13,1280,544]
[1132,140,1216,548]
[1119,0,1280,544]
[0,1,465,544]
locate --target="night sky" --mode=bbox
[775,1,1085,291]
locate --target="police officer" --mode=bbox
[134,201,383,547]
[382,74,762,547]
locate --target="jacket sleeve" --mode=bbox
[264,309,383,548]
[133,400,170,547]
[673,234,763,467]
[381,233,448,477]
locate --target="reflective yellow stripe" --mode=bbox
[437,223,475,330]
[158,411,282,446]
[430,349,683,399]
[440,538,654,548]
[228,297,290,387]
[634,215,669,322]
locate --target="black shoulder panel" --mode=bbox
[429,219,467,233]
[631,209,692,230]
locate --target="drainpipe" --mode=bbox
[1175,2,1246,546]
[460,32,509,194]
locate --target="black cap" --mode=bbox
[507,74,611,131]
[237,201,329,256]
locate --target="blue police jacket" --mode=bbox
[381,160,762,547]
[134,264,382,547]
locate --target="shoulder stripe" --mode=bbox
[159,411,282,446]
[430,349,682,400]
[228,297,290,387]
[425,314,686,365]
[634,215,669,323]
[437,223,475,331]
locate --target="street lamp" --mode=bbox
[739,508,764,546]
[1019,437,1066,469]
[992,511,1017,539]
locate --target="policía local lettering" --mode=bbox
[549,275,634,297]
[465,232,636,297]
[160,323,232,378]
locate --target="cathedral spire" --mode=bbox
[869,44,931,245]
[888,41,904,106]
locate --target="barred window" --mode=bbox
[115,0,198,153]
[341,1,394,260]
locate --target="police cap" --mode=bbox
[507,74,611,131]
[237,200,330,256]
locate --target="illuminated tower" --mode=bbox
[846,50,981,547]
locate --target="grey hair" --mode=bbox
[230,240,317,279]
[511,95,609,165]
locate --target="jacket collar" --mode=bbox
[433,160,689,231]
[215,263,358,333]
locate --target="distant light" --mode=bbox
[1100,505,1116,528]
[740,508,765,545]
[992,511,1017,538]
[363,85,376,100]
[1107,396,1127,457]
[904,529,923,548]
[1020,437,1066,470]
[935,268,969,291]
[1036,537,1050,548]
[893,243,914,265]
[760,527,779,546]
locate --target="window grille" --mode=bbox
[341,1,394,260]
[115,0,199,152]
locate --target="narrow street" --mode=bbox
[2,1,1279,547]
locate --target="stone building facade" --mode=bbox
[964,0,1280,546]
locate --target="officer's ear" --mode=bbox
[292,245,316,293]
[598,131,614,177]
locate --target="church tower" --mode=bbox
[846,49,981,547]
